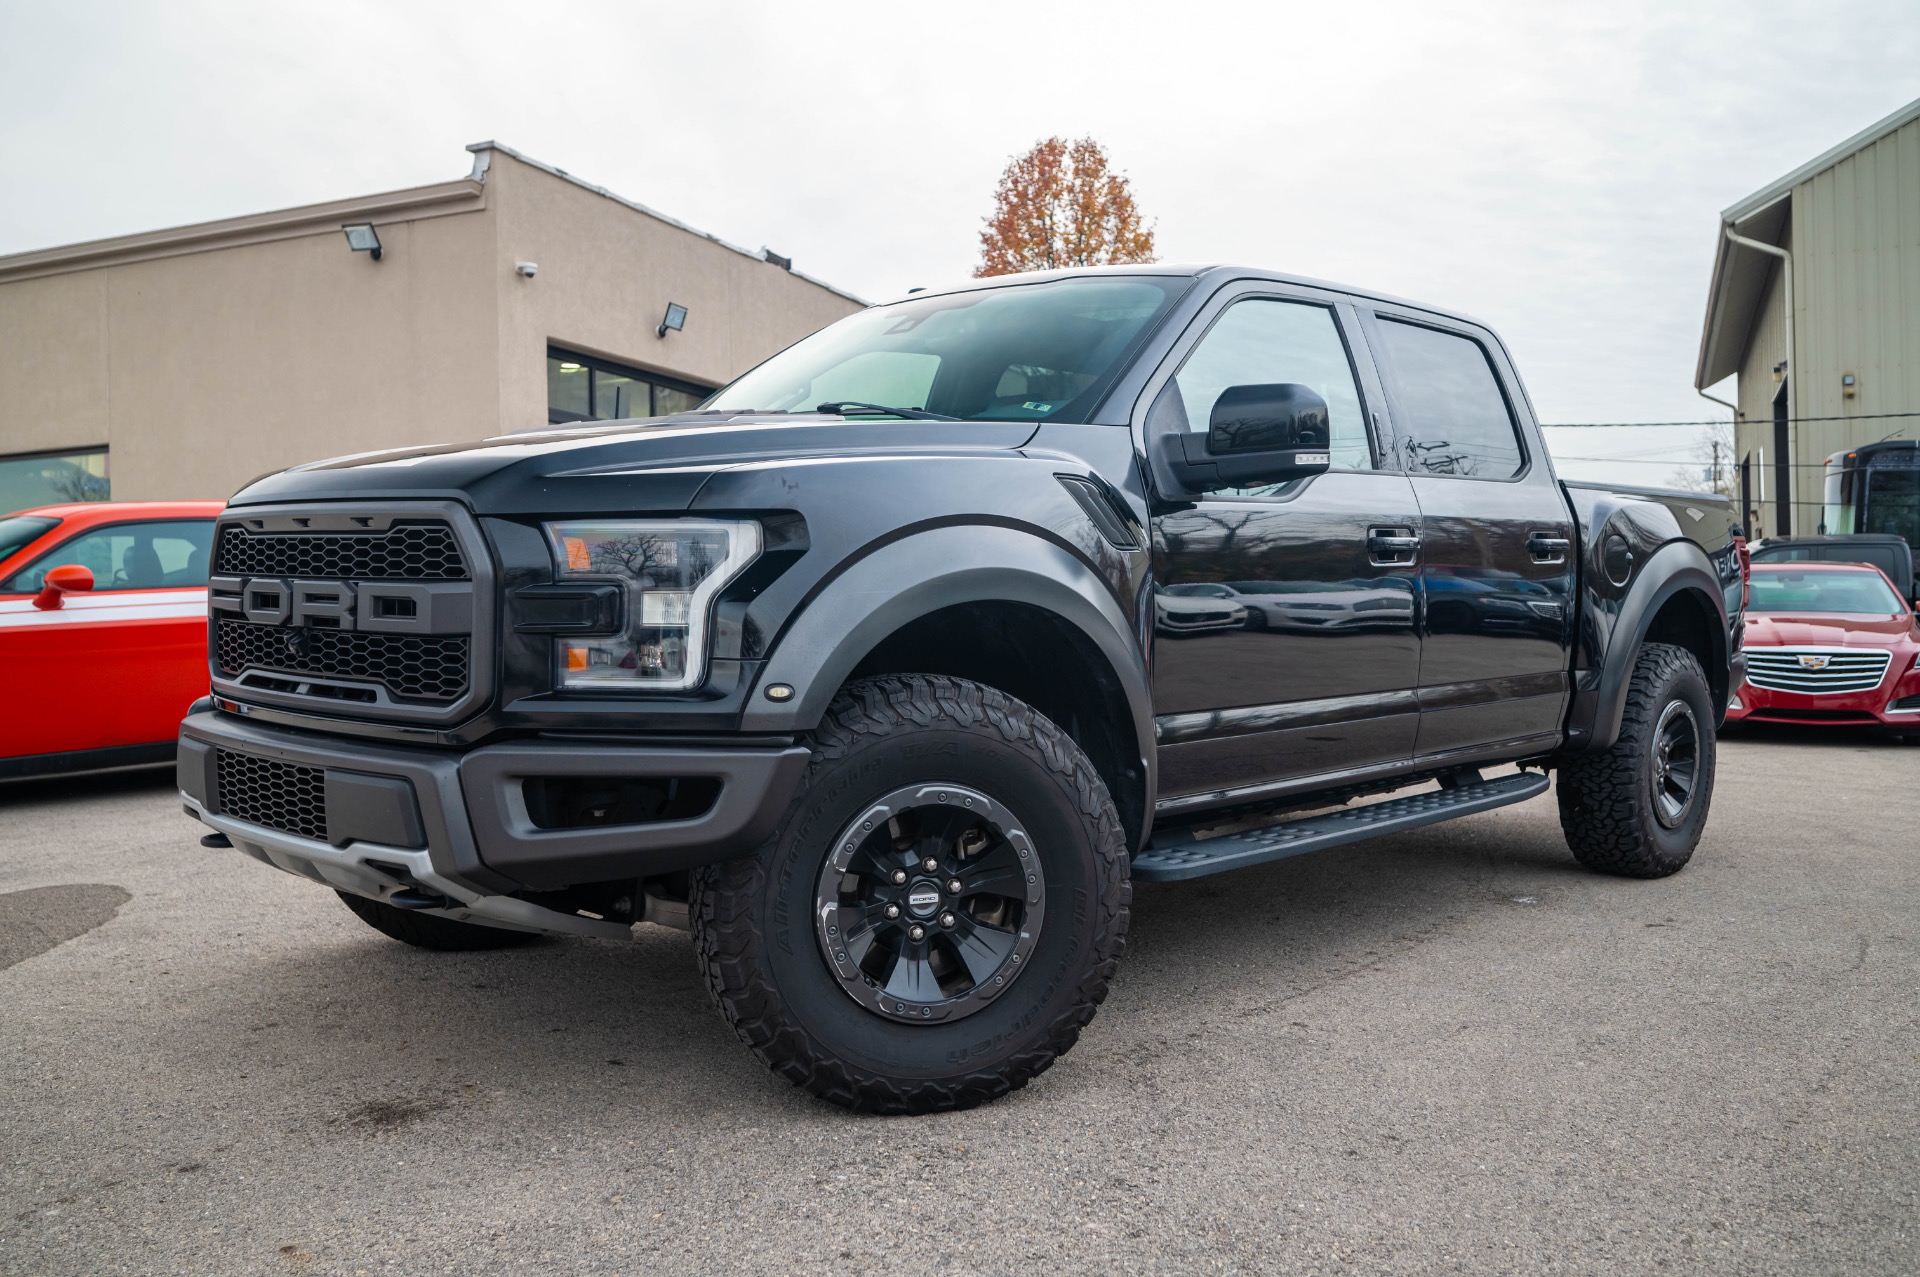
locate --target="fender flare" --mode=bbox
[1566,538,1730,753]
[737,523,1155,800]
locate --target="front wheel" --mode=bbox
[1556,643,1716,878]
[692,675,1131,1114]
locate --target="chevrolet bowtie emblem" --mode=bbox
[1797,654,1830,671]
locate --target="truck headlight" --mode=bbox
[544,519,761,691]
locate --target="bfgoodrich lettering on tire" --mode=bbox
[690,674,1131,1114]
[1556,643,1716,878]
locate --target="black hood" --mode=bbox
[228,414,1040,515]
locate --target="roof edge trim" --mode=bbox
[1722,95,1920,223]
[465,140,866,306]
[0,178,485,285]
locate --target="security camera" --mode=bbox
[514,261,538,278]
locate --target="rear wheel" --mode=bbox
[1556,643,1715,878]
[335,891,543,951]
[692,674,1130,1114]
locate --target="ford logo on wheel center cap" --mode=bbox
[907,885,942,915]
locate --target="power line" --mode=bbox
[1557,456,1853,469]
[1541,411,1920,429]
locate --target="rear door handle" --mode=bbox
[1368,529,1421,565]
[1527,532,1571,564]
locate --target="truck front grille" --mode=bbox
[1744,649,1891,695]
[208,506,488,725]
[216,748,327,841]
[214,522,467,580]
[216,620,470,702]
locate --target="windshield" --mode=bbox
[705,276,1188,422]
[0,515,57,564]
[1749,568,1906,615]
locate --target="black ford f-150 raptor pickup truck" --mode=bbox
[178,265,1748,1114]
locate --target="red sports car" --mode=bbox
[0,500,226,780]
[1725,561,1920,736]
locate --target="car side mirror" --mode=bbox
[32,564,95,612]
[1154,383,1333,495]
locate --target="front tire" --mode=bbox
[1556,643,1716,878]
[692,675,1131,1114]
[336,891,543,951]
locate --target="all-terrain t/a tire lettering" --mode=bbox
[691,675,1131,1114]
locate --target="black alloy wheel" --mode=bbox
[815,783,1044,1023]
[1648,698,1701,828]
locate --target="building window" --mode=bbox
[546,349,712,424]
[0,447,110,515]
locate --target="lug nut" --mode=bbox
[884,903,901,919]
[890,869,908,885]
[921,856,939,872]
[938,912,956,929]
[908,924,926,941]
[946,878,963,895]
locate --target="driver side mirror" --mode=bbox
[32,564,95,612]
[1154,383,1333,495]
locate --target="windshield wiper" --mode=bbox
[814,401,958,422]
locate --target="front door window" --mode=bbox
[3,521,214,593]
[1159,299,1375,486]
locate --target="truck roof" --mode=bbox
[887,263,1496,333]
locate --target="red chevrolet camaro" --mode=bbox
[0,500,226,780]
[1726,561,1920,737]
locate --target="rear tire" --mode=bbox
[336,891,543,951]
[1556,643,1715,878]
[692,674,1130,1115]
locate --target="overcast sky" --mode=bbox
[4,0,1917,485]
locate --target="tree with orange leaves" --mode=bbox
[975,137,1157,277]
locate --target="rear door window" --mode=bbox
[1374,319,1524,478]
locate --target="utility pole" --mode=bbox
[1711,439,1722,494]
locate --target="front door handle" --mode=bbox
[1527,532,1572,564]
[1368,530,1422,565]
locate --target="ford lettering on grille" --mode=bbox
[208,576,474,635]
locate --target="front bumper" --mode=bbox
[178,709,809,933]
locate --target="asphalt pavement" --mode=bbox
[2,728,1915,1275]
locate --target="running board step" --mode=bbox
[1132,771,1551,883]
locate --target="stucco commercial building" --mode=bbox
[1696,97,1920,539]
[0,143,863,510]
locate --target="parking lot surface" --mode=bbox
[2,729,1915,1276]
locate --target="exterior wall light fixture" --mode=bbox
[342,223,382,261]
[658,302,688,339]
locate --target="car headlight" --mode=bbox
[544,519,761,691]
